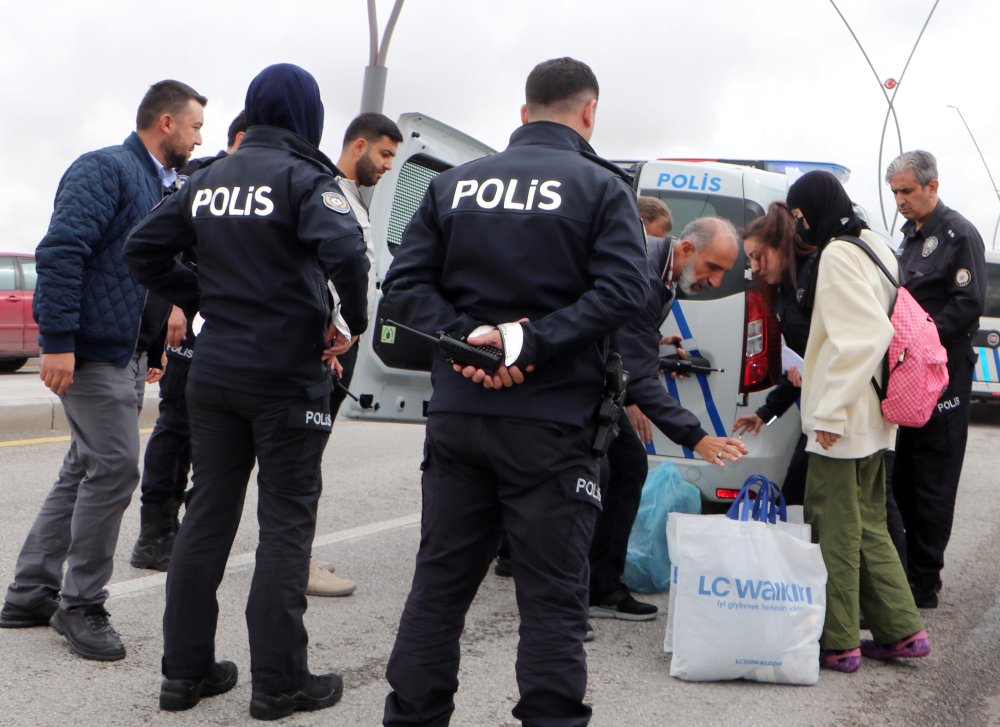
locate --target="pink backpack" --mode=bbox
[839,236,949,428]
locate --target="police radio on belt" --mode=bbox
[382,319,504,374]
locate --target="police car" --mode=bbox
[971,249,1000,401]
[346,113,846,504]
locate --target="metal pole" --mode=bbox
[360,0,405,114]
[880,0,939,234]
[360,65,388,113]
[829,0,938,234]
[948,105,1000,249]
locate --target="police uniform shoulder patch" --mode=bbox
[922,236,939,257]
[955,268,972,287]
[322,191,350,214]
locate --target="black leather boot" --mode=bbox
[130,499,182,571]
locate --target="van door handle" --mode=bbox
[5,295,18,302]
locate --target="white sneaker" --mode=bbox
[306,558,356,597]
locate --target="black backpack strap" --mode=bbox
[834,235,896,401]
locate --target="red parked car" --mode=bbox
[0,253,39,372]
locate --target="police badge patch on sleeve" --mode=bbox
[922,236,939,257]
[955,268,972,287]
[322,191,351,214]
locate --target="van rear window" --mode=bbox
[639,189,764,301]
[387,154,451,254]
[985,262,1000,318]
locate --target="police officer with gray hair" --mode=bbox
[381,57,648,726]
[885,150,986,609]
[126,63,369,720]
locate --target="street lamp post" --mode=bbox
[947,105,1000,249]
[829,0,939,235]
[361,0,406,114]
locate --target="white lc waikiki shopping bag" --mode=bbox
[665,476,827,685]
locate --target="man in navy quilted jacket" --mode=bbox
[0,80,207,663]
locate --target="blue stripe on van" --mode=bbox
[670,302,727,437]
[976,348,989,382]
[664,372,693,458]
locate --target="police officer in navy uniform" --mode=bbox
[129,112,249,572]
[381,58,648,727]
[886,150,986,609]
[125,64,369,720]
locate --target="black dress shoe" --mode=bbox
[50,606,125,661]
[249,672,343,721]
[0,595,59,629]
[160,660,239,711]
[493,556,512,578]
[911,587,939,609]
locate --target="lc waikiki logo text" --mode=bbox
[697,576,814,605]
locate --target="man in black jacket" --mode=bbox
[589,218,748,621]
[381,58,648,727]
[885,150,987,609]
[126,64,369,720]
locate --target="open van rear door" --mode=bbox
[629,161,799,498]
[344,113,496,422]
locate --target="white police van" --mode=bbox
[346,113,848,503]
[971,249,1000,401]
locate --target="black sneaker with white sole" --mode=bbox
[589,588,658,621]
[249,672,343,721]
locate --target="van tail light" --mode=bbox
[740,282,781,393]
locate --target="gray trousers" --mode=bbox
[5,353,146,610]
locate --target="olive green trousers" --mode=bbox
[805,451,924,650]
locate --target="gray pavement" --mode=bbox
[0,359,161,434]
[0,380,998,726]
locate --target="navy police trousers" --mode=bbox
[384,413,601,727]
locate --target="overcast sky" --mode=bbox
[3,0,998,253]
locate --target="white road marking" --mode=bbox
[108,512,421,600]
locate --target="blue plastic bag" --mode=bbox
[622,462,702,593]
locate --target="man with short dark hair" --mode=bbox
[381,57,649,726]
[885,150,986,609]
[307,112,402,598]
[0,80,206,664]
[637,195,672,239]
[227,110,248,150]
[130,110,249,572]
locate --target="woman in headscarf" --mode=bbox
[734,202,817,505]
[786,171,929,673]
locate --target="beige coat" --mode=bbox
[801,230,899,458]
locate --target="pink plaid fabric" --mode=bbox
[880,287,949,427]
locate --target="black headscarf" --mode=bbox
[786,170,866,248]
[245,63,325,147]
